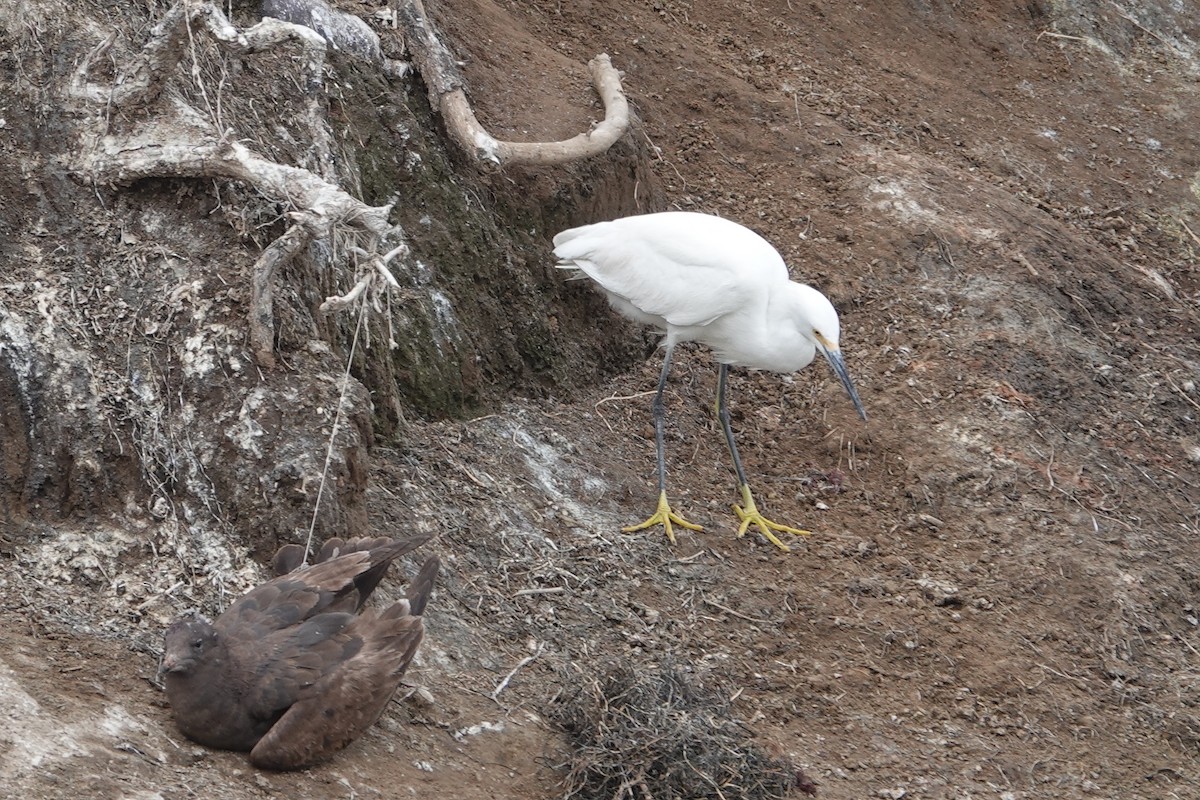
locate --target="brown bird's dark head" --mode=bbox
[161,615,218,676]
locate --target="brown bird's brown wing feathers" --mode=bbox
[316,535,396,564]
[400,553,440,617]
[270,543,306,576]
[248,556,441,770]
[270,535,410,611]
[226,534,432,632]
[272,535,401,576]
[231,611,358,725]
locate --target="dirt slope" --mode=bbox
[1,1,1198,799]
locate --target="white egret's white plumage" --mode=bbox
[554,211,867,551]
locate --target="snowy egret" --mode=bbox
[554,211,867,551]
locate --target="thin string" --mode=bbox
[302,289,369,564]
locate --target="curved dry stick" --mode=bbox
[397,0,630,167]
[441,55,630,166]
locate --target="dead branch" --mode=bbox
[319,240,414,316]
[397,0,630,167]
[320,272,374,314]
[71,1,400,367]
[490,641,546,701]
[250,224,312,368]
[84,121,390,237]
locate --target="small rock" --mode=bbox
[916,576,960,606]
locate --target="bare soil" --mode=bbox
[2,1,1198,799]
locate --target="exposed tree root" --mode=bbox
[396,0,631,167]
[65,0,631,366]
[69,0,396,367]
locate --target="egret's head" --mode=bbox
[794,284,867,422]
[793,285,842,351]
[160,614,217,676]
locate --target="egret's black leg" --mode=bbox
[716,362,750,489]
[622,343,702,542]
[717,363,811,551]
[650,342,675,494]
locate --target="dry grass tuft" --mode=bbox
[549,660,815,800]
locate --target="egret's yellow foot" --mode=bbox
[732,484,810,552]
[622,490,703,544]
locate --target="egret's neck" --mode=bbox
[691,282,817,373]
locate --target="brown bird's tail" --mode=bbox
[404,556,440,617]
[352,536,433,608]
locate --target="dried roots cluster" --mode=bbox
[549,661,814,800]
[67,0,629,369]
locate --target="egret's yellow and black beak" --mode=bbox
[815,336,867,421]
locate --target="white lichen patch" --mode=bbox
[0,310,36,412]
[0,660,167,782]
[428,289,461,353]
[867,176,942,229]
[30,281,64,339]
[950,426,1018,468]
[487,412,616,533]
[181,323,239,379]
[18,513,260,631]
[863,149,1004,244]
[30,526,143,585]
[0,660,88,778]
[227,386,271,458]
[452,719,506,741]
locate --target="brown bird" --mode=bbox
[161,535,438,770]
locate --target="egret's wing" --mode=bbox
[554,212,788,328]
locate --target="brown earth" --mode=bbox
[1,1,1199,799]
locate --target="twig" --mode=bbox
[490,642,546,700]
[701,596,769,624]
[1037,662,1092,691]
[320,272,374,313]
[1036,30,1090,43]
[595,390,658,407]
[513,587,566,597]
[382,242,410,264]
[1107,1,1173,48]
[1164,373,1200,414]
[1179,218,1200,249]
[1011,251,1039,277]
[135,581,185,612]
[609,770,652,800]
